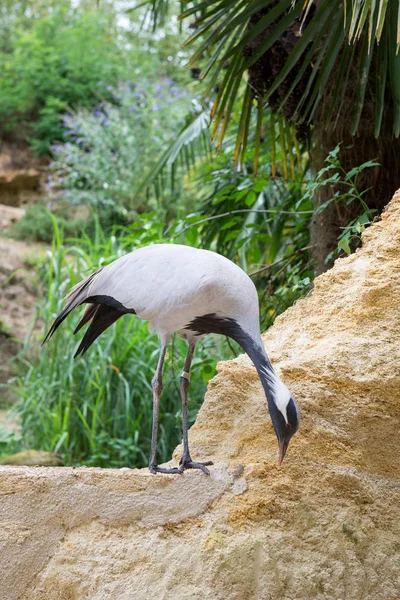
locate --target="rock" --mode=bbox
[0,204,25,231]
[0,169,42,207]
[1,191,400,600]
[0,450,63,467]
[0,143,46,207]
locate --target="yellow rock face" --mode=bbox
[1,192,400,600]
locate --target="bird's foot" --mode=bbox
[149,463,182,475]
[179,457,213,476]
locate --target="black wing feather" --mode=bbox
[74,304,124,357]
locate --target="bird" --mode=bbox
[43,243,300,475]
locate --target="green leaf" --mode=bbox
[338,238,351,254]
[344,160,380,180]
[240,0,303,71]
[245,191,257,206]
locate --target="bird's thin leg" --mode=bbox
[149,340,180,475]
[179,341,213,476]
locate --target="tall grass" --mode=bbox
[9,218,226,468]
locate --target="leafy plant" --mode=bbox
[11,201,90,243]
[46,80,192,227]
[0,3,130,153]
[301,145,379,260]
[136,0,400,161]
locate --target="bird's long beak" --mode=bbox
[277,439,289,466]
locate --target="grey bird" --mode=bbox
[43,244,300,475]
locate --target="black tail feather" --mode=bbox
[42,269,102,345]
[74,304,123,357]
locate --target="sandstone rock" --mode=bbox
[0,144,46,207]
[0,169,42,207]
[1,192,400,600]
[0,204,25,231]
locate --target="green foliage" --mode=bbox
[6,219,226,468]
[0,3,126,153]
[302,144,379,261]
[11,201,89,243]
[138,100,212,192]
[0,428,22,459]
[47,80,191,225]
[137,0,400,167]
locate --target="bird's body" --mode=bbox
[44,243,300,474]
[74,244,260,342]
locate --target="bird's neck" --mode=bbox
[234,329,291,413]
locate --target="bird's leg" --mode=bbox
[149,341,180,475]
[179,341,213,476]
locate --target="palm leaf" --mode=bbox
[133,0,400,181]
[136,107,211,193]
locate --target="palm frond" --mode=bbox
[133,0,400,180]
[137,104,211,192]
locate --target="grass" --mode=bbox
[4,218,232,468]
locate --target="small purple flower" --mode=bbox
[63,129,76,138]
[155,84,163,93]
[94,110,104,118]
[128,106,137,113]
[47,202,55,209]
[75,137,84,144]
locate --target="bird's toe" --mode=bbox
[149,464,182,475]
[179,460,213,475]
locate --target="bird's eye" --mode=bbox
[285,423,292,429]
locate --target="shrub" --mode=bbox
[0,3,127,153]
[46,81,191,225]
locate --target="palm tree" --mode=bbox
[137,0,400,272]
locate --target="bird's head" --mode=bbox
[268,393,300,466]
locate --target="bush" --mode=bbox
[46,81,191,226]
[11,201,90,243]
[0,3,127,153]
